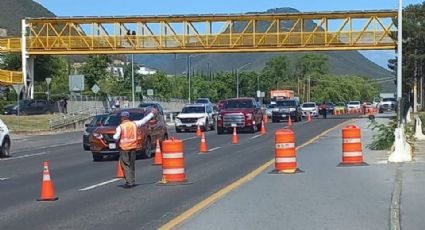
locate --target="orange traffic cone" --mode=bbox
[200,132,208,153]
[38,161,58,201]
[153,139,163,165]
[260,121,267,135]
[287,116,292,127]
[307,112,312,123]
[196,125,202,137]
[116,160,124,178]
[232,127,239,144]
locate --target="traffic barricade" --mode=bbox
[270,129,301,174]
[158,138,190,185]
[338,125,368,166]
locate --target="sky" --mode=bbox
[34,0,424,69]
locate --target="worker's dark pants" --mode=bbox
[120,150,136,185]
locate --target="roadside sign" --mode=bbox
[45,77,52,85]
[260,92,265,97]
[147,89,154,96]
[136,86,142,93]
[257,90,261,97]
[91,84,100,94]
[69,75,84,92]
[12,84,24,95]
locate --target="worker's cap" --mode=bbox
[120,111,130,118]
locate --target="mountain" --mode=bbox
[135,7,396,92]
[0,0,55,36]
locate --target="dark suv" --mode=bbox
[4,99,53,115]
[271,99,302,123]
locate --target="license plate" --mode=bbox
[186,124,192,127]
[109,143,116,149]
[231,123,237,127]
[281,114,286,117]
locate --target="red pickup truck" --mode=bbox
[216,97,264,134]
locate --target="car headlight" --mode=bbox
[289,108,296,112]
[272,108,279,112]
[93,132,103,139]
[175,118,181,123]
[245,113,253,120]
[197,117,206,124]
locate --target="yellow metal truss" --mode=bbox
[0,69,23,85]
[0,10,397,55]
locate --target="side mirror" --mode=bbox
[149,120,157,126]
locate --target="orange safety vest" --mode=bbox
[119,120,138,151]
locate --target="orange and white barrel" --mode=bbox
[341,125,364,165]
[161,138,186,182]
[275,129,297,173]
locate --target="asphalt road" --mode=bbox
[0,116,351,230]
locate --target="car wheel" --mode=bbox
[249,125,256,133]
[1,137,11,158]
[92,152,102,161]
[143,137,153,158]
[217,127,224,135]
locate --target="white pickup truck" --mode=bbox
[175,104,216,133]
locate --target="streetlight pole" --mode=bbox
[187,55,192,103]
[397,0,403,124]
[236,63,251,98]
[131,54,135,108]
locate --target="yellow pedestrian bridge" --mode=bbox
[0,10,397,85]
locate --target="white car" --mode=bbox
[347,101,361,110]
[175,104,216,133]
[301,102,319,117]
[0,119,11,158]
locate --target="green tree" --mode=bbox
[79,55,111,89]
[261,56,291,89]
[388,2,425,94]
[295,54,329,78]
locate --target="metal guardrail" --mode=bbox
[48,106,111,130]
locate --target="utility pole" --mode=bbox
[131,54,135,108]
[307,75,311,102]
[396,0,403,126]
[414,49,418,112]
[236,63,251,98]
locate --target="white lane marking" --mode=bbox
[251,134,262,139]
[182,136,198,141]
[0,152,48,161]
[0,177,9,181]
[79,178,122,191]
[208,147,222,152]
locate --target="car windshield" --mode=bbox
[18,100,31,106]
[327,103,334,106]
[181,106,205,113]
[267,104,275,109]
[336,103,345,107]
[302,103,315,108]
[89,114,108,127]
[103,112,145,126]
[223,100,253,109]
[348,101,360,105]
[276,100,296,107]
[383,98,396,102]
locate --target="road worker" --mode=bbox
[113,108,157,188]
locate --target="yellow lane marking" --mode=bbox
[158,119,355,230]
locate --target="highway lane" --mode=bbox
[0,117,351,230]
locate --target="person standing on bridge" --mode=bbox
[113,108,157,188]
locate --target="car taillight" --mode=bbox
[93,132,103,139]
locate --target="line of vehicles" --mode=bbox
[82,90,397,161]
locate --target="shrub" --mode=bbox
[367,119,397,150]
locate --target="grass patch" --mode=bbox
[0,114,63,132]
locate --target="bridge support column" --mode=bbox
[21,19,35,99]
